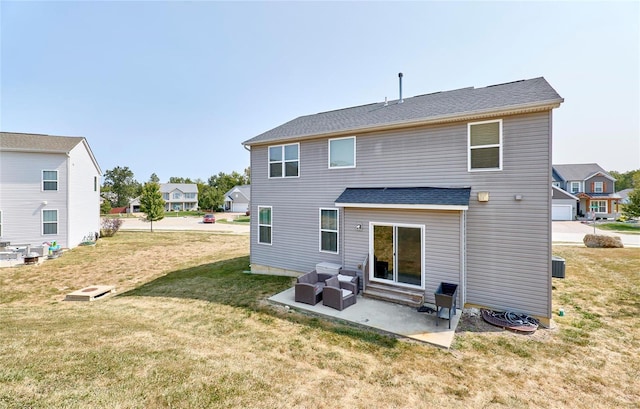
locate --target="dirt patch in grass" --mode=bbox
[1,234,638,408]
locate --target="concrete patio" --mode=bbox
[269,287,461,348]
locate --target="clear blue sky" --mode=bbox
[2,1,638,182]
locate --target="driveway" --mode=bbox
[553,221,639,247]
[118,213,249,234]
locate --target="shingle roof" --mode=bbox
[160,183,198,194]
[244,77,563,145]
[0,131,85,153]
[335,187,471,208]
[552,163,614,181]
[224,185,250,200]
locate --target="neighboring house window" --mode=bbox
[258,206,272,245]
[42,210,58,235]
[269,144,299,178]
[319,208,338,253]
[594,182,604,193]
[468,119,502,171]
[94,176,98,192]
[43,170,58,191]
[570,182,580,194]
[328,136,356,168]
[173,192,182,199]
[163,193,169,200]
[591,201,607,213]
[185,193,196,199]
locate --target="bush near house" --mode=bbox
[100,217,124,237]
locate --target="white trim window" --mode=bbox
[591,200,607,213]
[258,206,272,245]
[269,144,299,178]
[172,192,182,199]
[570,182,580,194]
[328,136,356,169]
[94,176,98,192]
[42,209,58,235]
[594,182,604,193]
[468,119,502,171]
[43,170,58,191]
[319,208,339,254]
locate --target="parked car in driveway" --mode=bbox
[203,214,216,224]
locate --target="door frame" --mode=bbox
[368,221,425,290]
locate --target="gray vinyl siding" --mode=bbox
[250,111,553,318]
[342,208,462,304]
[585,176,614,194]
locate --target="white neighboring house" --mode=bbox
[0,132,102,248]
[224,185,250,213]
[161,183,198,212]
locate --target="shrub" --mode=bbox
[100,217,124,237]
[583,234,623,248]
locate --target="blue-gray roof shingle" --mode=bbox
[335,187,471,207]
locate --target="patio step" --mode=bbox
[363,282,425,308]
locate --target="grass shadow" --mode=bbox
[119,256,397,348]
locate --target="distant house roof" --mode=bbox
[552,163,614,182]
[617,188,634,203]
[244,77,563,146]
[552,185,579,201]
[224,185,250,201]
[0,131,101,173]
[160,183,198,194]
[335,187,471,210]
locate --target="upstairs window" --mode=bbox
[42,210,58,235]
[269,144,299,178]
[185,193,196,199]
[94,176,98,192]
[43,170,58,191]
[319,208,338,253]
[329,136,356,168]
[258,206,272,245]
[172,192,182,199]
[468,120,502,171]
[162,193,169,200]
[571,182,580,194]
[594,182,604,193]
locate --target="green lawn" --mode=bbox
[597,222,640,234]
[1,233,638,408]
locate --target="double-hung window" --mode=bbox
[42,210,58,235]
[173,192,182,199]
[269,144,299,178]
[258,206,272,245]
[319,208,338,253]
[43,170,58,191]
[328,136,356,168]
[468,120,502,171]
[594,182,604,193]
[591,200,607,213]
[163,193,169,200]
[570,182,580,194]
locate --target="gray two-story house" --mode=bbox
[552,163,619,219]
[243,77,563,325]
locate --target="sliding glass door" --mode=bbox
[371,223,424,288]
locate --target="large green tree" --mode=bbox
[622,188,640,219]
[103,166,140,207]
[198,185,224,211]
[149,173,160,183]
[139,182,165,232]
[169,176,194,184]
[207,170,249,194]
[610,169,640,191]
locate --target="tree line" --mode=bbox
[100,166,250,214]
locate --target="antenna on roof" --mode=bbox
[398,72,404,104]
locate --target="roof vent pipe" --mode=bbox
[384,96,388,106]
[398,72,404,104]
